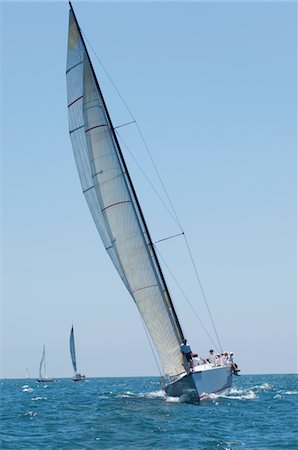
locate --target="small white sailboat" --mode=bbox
[70,325,85,381]
[66,2,238,399]
[36,345,55,383]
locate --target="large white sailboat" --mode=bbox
[66,2,237,399]
[70,325,85,381]
[36,345,55,383]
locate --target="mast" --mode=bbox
[68,2,184,343]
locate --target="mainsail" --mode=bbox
[66,4,185,376]
[39,345,47,379]
[70,326,77,373]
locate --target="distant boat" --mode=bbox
[70,325,85,381]
[26,368,30,379]
[36,345,55,383]
[66,2,236,399]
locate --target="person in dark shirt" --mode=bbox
[180,339,194,371]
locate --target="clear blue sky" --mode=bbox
[1,1,296,379]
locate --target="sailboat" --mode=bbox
[70,325,85,381]
[36,345,55,383]
[66,2,236,399]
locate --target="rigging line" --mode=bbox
[134,120,184,232]
[137,308,163,377]
[113,107,222,350]
[114,120,136,130]
[82,32,136,120]
[182,234,223,353]
[83,29,222,352]
[154,232,184,245]
[154,245,220,353]
[115,131,181,229]
[83,32,183,232]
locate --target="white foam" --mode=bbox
[229,388,244,395]
[259,383,272,390]
[253,383,272,391]
[165,393,194,403]
[207,389,257,401]
[226,390,257,400]
[145,390,166,399]
[208,393,220,400]
[118,391,135,398]
[284,391,298,395]
[22,387,33,392]
[25,411,37,417]
[31,396,47,401]
[165,395,182,403]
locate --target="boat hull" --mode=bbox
[72,374,86,382]
[36,378,55,383]
[164,365,232,399]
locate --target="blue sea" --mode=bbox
[1,374,297,449]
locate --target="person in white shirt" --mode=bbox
[220,352,228,365]
[214,353,221,366]
[206,349,216,366]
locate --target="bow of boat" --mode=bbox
[162,364,233,400]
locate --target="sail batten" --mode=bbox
[66,6,185,376]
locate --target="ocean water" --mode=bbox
[1,374,297,449]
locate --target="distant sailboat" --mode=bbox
[36,345,55,383]
[26,368,30,379]
[66,2,237,399]
[70,325,85,381]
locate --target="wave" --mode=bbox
[115,389,166,400]
[274,390,298,399]
[206,389,257,401]
[96,380,294,404]
[115,389,195,403]
[223,390,257,400]
[24,411,37,418]
[144,390,166,399]
[116,386,259,403]
[253,383,273,390]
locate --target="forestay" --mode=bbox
[66,8,184,376]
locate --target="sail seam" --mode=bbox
[101,200,131,213]
[66,60,83,74]
[70,125,85,134]
[82,185,94,194]
[132,284,158,294]
[68,95,83,108]
[92,170,103,178]
[85,124,106,133]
